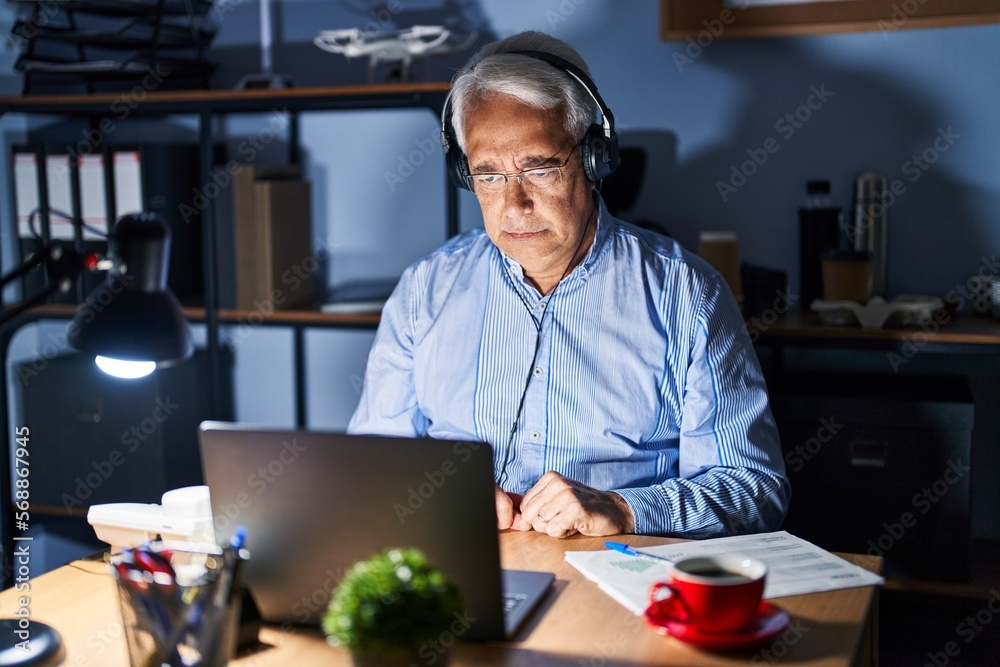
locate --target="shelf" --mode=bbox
[752,310,1000,352]
[660,0,1000,40]
[883,540,1000,600]
[6,303,381,330]
[9,0,214,19]
[12,21,216,50]
[0,81,452,116]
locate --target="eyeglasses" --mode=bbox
[468,145,578,195]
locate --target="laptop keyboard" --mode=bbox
[502,592,527,616]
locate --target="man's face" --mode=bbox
[463,93,595,287]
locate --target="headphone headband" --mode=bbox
[509,50,615,144]
[440,49,619,190]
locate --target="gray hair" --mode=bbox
[449,31,597,153]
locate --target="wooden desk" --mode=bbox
[1,532,881,666]
[752,310,1000,353]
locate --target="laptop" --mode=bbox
[197,422,554,641]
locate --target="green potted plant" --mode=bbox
[322,547,464,666]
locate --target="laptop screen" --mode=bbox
[198,422,509,640]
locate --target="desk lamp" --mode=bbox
[68,212,193,378]
[0,212,192,663]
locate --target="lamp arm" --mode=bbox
[0,284,60,329]
[0,250,47,293]
[0,241,84,327]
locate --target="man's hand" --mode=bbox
[513,471,635,538]
[495,486,525,530]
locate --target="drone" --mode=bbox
[314,25,476,82]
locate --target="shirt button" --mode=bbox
[531,432,540,441]
[538,301,547,310]
[533,366,543,377]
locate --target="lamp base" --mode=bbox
[235,73,294,90]
[0,619,64,665]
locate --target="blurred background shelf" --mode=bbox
[8,0,217,93]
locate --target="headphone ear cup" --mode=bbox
[580,127,597,182]
[443,130,473,191]
[583,124,619,183]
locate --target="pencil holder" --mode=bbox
[112,543,246,667]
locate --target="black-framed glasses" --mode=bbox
[467,145,579,195]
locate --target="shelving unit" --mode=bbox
[9,0,217,93]
[0,83,455,584]
[0,81,456,412]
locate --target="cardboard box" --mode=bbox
[231,165,314,310]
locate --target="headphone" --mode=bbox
[440,50,619,191]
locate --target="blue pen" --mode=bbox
[604,541,675,566]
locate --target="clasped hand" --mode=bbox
[495,471,635,538]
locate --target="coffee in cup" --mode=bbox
[646,555,766,634]
[821,249,873,303]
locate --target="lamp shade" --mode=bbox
[68,213,194,370]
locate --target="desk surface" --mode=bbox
[753,310,1000,347]
[1,532,881,667]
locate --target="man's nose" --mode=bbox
[503,176,532,213]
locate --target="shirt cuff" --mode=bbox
[612,487,672,536]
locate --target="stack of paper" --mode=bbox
[565,531,884,615]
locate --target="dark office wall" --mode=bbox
[0,2,998,540]
[2,1,999,300]
[198,0,1000,301]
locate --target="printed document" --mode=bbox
[565,531,884,615]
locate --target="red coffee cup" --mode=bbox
[646,555,767,634]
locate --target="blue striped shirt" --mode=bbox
[349,199,789,537]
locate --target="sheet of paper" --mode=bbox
[565,531,884,616]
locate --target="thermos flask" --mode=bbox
[850,172,887,298]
